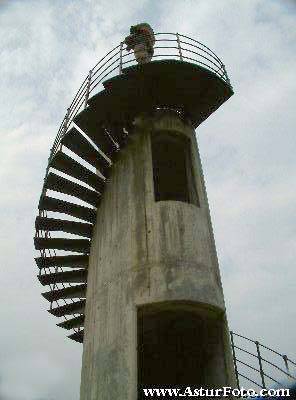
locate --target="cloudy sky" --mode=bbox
[0,0,295,399]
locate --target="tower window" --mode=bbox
[151,131,199,206]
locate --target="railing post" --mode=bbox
[176,33,183,61]
[255,341,266,389]
[224,67,231,85]
[84,69,92,109]
[283,355,295,385]
[119,42,123,74]
[64,107,71,131]
[283,355,290,374]
[282,354,290,376]
[60,107,71,147]
[230,331,240,389]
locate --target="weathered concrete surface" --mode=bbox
[80,111,236,399]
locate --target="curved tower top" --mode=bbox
[46,32,232,163]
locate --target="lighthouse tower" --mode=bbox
[34,29,236,399]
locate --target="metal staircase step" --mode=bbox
[74,110,116,159]
[50,151,104,192]
[68,329,84,343]
[38,269,87,286]
[62,127,110,174]
[42,284,87,301]
[35,254,88,269]
[49,300,85,317]
[39,196,96,223]
[35,216,93,238]
[57,315,85,330]
[34,237,90,253]
[45,172,100,207]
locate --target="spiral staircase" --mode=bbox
[33,32,295,390]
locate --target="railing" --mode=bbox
[230,331,296,389]
[48,32,231,165]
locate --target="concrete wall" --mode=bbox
[80,111,236,400]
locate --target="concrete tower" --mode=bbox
[80,109,236,399]
[34,30,236,399]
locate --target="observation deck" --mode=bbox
[48,32,233,162]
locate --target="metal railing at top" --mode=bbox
[230,331,296,390]
[47,32,231,167]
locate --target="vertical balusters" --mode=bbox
[84,70,92,109]
[230,331,240,389]
[176,33,183,61]
[119,42,123,74]
[255,341,266,389]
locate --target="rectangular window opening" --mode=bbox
[151,131,199,206]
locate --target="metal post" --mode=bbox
[64,107,71,134]
[59,107,71,153]
[283,355,290,374]
[224,67,231,85]
[42,159,51,197]
[176,33,183,61]
[255,341,266,389]
[230,331,240,389]
[119,42,123,74]
[84,70,92,109]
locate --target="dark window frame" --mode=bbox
[151,130,199,206]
